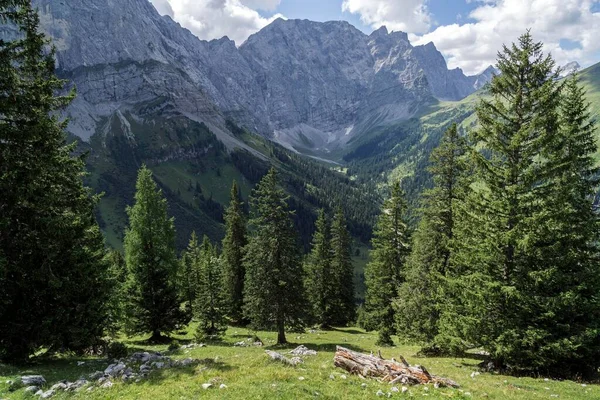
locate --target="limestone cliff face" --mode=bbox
[8,0,492,153]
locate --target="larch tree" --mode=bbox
[181,231,202,317]
[330,206,355,326]
[305,209,334,328]
[243,168,308,344]
[394,123,469,352]
[364,181,411,346]
[194,236,228,341]
[221,181,248,325]
[0,1,110,361]
[124,166,187,342]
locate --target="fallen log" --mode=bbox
[333,346,459,388]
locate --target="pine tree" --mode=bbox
[305,209,334,327]
[194,236,228,341]
[221,181,248,325]
[124,166,187,342]
[330,206,355,326]
[364,182,411,346]
[395,124,468,351]
[243,168,308,344]
[449,33,600,375]
[0,1,110,361]
[181,231,202,317]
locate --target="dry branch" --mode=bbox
[333,346,459,388]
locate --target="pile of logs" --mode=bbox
[334,346,459,388]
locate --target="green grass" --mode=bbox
[1,327,597,399]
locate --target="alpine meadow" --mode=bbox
[3,1,600,399]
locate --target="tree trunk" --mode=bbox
[334,346,459,388]
[277,318,286,344]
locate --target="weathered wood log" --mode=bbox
[333,346,459,388]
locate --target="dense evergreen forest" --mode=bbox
[2,1,600,383]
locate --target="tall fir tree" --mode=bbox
[181,231,202,317]
[364,182,411,346]
[243,168,308,344]
[0,1,111,361]
[221,181,248,325]
[330,206,355,326]
[305,209,334,327]
[124,166,187,342]
[394,123,469,351]
[448,33,600,375]
[194,236,228,341]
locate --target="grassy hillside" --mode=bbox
[1,326,597,399]
[83,100,379,252]
[343,62,600,211]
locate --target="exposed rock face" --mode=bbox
[8,0,494,153]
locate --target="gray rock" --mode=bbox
[100,380,113,389]
[2,0,491,160]
[24,386,39,393]
[289,345,317,356]
[202,383,213,390]
[104,362,126,377]
[40,389,55,399]
[88,371,104,380]
[21,375,46,387]
[50,382,67,391]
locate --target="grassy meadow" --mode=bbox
[1,327,597,400]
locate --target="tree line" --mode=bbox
[360,33,600,378]
[0,1,356,362]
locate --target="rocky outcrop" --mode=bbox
[10,0,494,154]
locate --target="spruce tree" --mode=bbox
[364,182,411,345]
[194,236,228,341]
[124,166,187,342]
[243,168,307,344]
[450,33,600,375]
[395,124,468,350]
[0,1,110,361]
[330,206,355,326]
[305,209,334,327]
[221,181,248,325]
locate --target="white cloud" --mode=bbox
[150,0,174,18]
[342,0,432,34]
[149,0,284,45]
[342,0,600,75]
[240,0,281,11]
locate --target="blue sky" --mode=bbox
[269,0,479,30]
[151,0,600,75]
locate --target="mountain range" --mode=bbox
[3,0,598,252]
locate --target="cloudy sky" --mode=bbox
[149,0,600,75]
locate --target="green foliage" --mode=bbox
[124,166,188,341]
[221,181,248,325]
[243,168,308,344]
[106,341,129,360]
[194,236,228,341]
[446,33,600,376]
[329,206,356,326]
[364,182,411,345]
[305,209,334,327]
[105,250,128,337]
[0,1,111,362]
[180,231,201,318]
[395,124,469,349]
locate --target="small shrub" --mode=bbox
[107,341,128,359]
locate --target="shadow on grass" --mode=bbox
[143,358,236,386]
[328,327,366,335]
[264,342,368,353]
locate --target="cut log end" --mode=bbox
[334,346,459,388]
